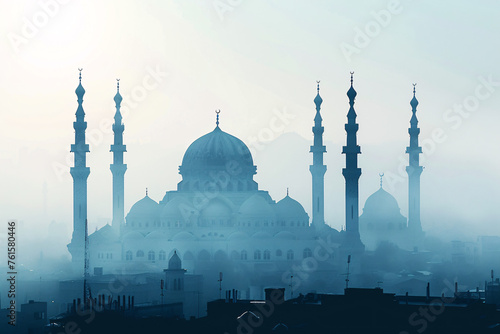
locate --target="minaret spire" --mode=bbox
[110,79,127,230]
[68,69,91,273]
[310,80,327,229]
[406,84,423,235]
[341,72,364,251]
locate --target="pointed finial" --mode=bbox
[287,187,289,197]
[215,109,220,127]
[78,68,83,83]
[347,72,357,100]
[379,173,384,188]
[314,80,323,109]
[410,83,419,109]
[146,187,148,196]
[114,79,123,106]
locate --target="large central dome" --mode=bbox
[178,126,257,191]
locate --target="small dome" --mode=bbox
[200,199,232,218]
[228,231,249,240]
[168,251,182,270]
[276,195,308,220]
[161,196,194,219]
[274,231,296,240]
[252,231,272,239]
[172,231,196,241]
[239,194,276,218]
[127,195,159,219]
[362,187,402,217]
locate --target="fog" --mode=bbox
[0,0,499,319]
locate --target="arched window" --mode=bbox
[254,250,261,260]
[126,251,132,261]
[287,250,294,260]
[241,250,248,260]
[303,248,313,259]
[263,250,271,260]
[148,251,155,261]
[136,250,144,257]
[276,249,282,257]
[159,250,166,261]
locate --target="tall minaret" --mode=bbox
[68,69,90,267]
[309,81,327,229]
[110,79,127,230]
[406,84,423,234]
[341,73,364,251]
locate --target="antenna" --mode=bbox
[345,255,351,289]
[160,279,164,304]
[218,272,223,299]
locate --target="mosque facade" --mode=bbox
[67,71,423,297]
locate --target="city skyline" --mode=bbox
[1,1,499,259]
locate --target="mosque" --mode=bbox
[67,71,424,297]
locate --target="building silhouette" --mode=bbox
[66,72,426,301]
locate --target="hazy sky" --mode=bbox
[1,0,499,255]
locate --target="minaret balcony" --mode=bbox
[110,144,127,152]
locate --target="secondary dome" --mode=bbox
[126,195,159,218]
[179,126,256,177]
[276,195,308,220]
[362,187,402,217]
[239,194,276,218]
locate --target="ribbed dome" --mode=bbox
[239,194,275,217]
[362,188,401,217]
[276,195,308,220]
[127,195,159,218]
[179,126,256,177]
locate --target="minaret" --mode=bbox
[68,69,90,269]
[406,84,423,234]
[110,79,127,230]
[341,73,364,251]
[309,81,327,229]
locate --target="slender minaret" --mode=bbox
[406,84,423,233]
[341,73,364,251]
[309,81,327,229]
[68,69,90,268]
[110,79,127,230]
